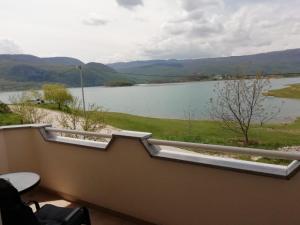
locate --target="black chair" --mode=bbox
[0,178,91,225]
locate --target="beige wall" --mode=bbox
[1,129,38,173]
[0,130,9,172]
[1,127,300,225]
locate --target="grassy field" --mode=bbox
[0,113,21,126]
[102,112,300,150]
[266,83,300,99]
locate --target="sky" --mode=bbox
[0,0,299,63]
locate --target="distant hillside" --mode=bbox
[1,49,300,91]
[0,54,132,91]
[108,48,300,77]
[0,54,84,66]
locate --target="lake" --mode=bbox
[1,77,300,121]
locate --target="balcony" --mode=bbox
[1,124,300,225]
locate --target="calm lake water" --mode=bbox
[1,77,300,121]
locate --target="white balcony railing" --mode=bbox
[45,127,300,160]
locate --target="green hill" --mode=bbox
[1,48,300,91]
[108,48,300,77]
[0,54,132,91]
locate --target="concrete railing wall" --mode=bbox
[1,125,300,225]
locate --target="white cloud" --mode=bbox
[0,39,22,54]
[0,0,299,62]
[140,0,300,60]
[82,13,108,26]
[116,0,143,9]
[143,37,218,59]
[181,0,223,12]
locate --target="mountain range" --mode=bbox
[0,48,300,91]
[0,54,129,91]
[108,48,300,77]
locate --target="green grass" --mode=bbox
[103,112,232,143]
[102,112,300,150]
[0,113,22,126]
[266,83,300,99]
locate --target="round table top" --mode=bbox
[0,172,40,194]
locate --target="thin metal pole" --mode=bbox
[78,65,86,116]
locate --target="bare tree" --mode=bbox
[57,97,82,131]
[209,74,280,145]
[80,103,106,133]
[57,98,107,140]
[9,92,49,124]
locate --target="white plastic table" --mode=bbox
[0,172,40,194]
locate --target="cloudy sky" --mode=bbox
[0,0,299,63]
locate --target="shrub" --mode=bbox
[0,101,11,113]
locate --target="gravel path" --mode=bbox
[279,146,300,152]
[42,108,121,135]
[11,107,121,135]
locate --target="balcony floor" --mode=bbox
[23,188,147,225]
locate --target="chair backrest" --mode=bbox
[0,210,3,225]
[0,178,40,225]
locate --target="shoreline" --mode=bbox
[1,77,300,124]
[1,75,300,93]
